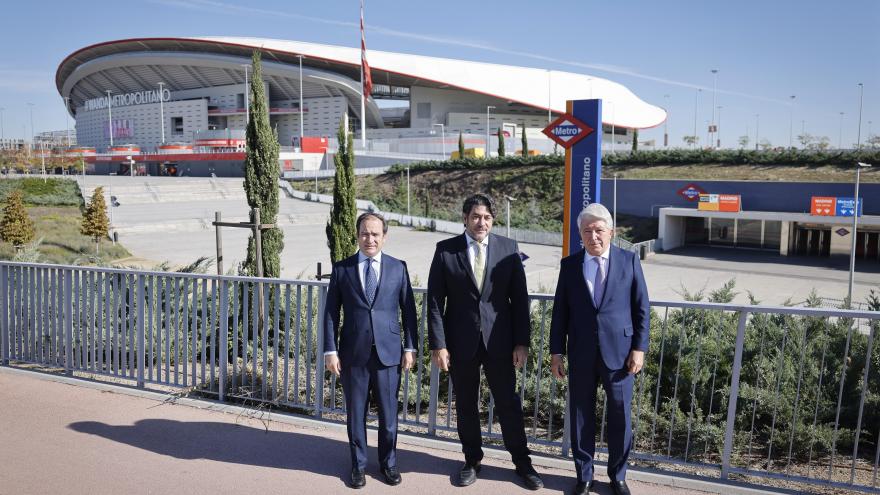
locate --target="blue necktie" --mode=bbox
[593,257,606,307]
[364,258,377,305]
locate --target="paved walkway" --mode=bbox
[0,368,782,495]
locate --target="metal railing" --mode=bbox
[1,261,878,493]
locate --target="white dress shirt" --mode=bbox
[583,248,611,302]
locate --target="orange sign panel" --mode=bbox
[811,196,836,216]
[697,194,741,212]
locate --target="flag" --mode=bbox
[360,0,372,97]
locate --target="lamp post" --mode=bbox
[839,112,845,149]
[106,90,114,148]
[406,165,411,217]
[158,82,166,144]
[608,101,615,153]
[486,105,495,157]
[856,83,864,150]
[755,114,760,150]
[613,173,618,246]
[848,162,872,307]
[663,94,670,147]
[710,69,718,148]
[504,195,516,238]
[717,105,723,148]
[297,55,304,150]
[546,70,552,124]
[27,102,34,158]
[63,96,71,147]
[432,123,445,158]
[242,64,250,126]
[788,95,796,148]
[692,89,700,149]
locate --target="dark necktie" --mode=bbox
[364,258,377,305]
[593,256,606,307]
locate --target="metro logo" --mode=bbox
[542,113,594,149]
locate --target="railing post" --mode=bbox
[1,264,8,366]
[427,361,440,436]
[561,388,572,457]
[721,310,750,479]
[64,269,73,377]
[219,280,228,402]
[314,285,325,418]
[136,275,145,389]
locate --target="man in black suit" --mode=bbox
[323,213,418,489]
[427,194,543,490]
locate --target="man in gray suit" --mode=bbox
[427,193,543,490]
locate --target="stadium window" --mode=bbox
[172,117,184,135]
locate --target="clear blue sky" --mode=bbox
[0,0,877,149]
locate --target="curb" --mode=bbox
[0,366,789,495]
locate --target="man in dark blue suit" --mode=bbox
[323,212,418,489]
[427,194,543,490]
[550,203,650,495]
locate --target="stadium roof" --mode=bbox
[57,37,666,129]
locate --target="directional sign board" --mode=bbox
[542,113,594,149]
[835,197,863,217]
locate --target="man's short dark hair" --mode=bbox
[356,212,388,234]
[461,193,496,218]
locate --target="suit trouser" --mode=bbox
[568,347,635,483]
[341,347,401,470]
[450,341,531,467]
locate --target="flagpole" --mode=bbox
[360,0,367,148]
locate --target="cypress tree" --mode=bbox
[1,190,34,248]
[325,120,357,262]
[80,186,110,254]
[632,129,639,152]
[497,127,505,157]
[243,50,284,278]
[458,131,465,158]
[521,126,529,156]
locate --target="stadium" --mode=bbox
[56,36,666,176]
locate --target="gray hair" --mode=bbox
[577,203,614,229]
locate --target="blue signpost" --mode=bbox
[835,197,864,217]
[543,99,603,256]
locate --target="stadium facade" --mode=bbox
[56,37,666,174]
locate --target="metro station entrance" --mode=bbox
[792,225,831,257]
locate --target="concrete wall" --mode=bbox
[77,99,208,152]
[604,179,880,217]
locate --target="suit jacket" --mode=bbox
[323,252,418,367]
[549,246,650,370]
[427,232,530,361]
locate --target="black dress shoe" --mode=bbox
[349,468,366,489]
[458,461,481,486]
[514,464,544,490]
[610,480,631,495]
[573,480,594,495]
[381,465,402,486]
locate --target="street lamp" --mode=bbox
[432,123,446,158]
[692,89,701,149]
[663,94,670,147]
[242,64,250,126]
[856,83,864,149]
[406,165,411,217]
[106,90,114,148]
[546,70,552,124]
[486,105,495,157]
[710,69,718,148]
[848,162,872,307]
[63,96,71,147]
[504,195,516,238]
[755,114,760,150]
[788,95,796,148]
[839,112,845,149]
[613,173,618,246]
[717,105,723,148]
[158,82,166,144]
[27,102,34,158]
[297,55,305,150]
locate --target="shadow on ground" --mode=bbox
[68,419,593,492]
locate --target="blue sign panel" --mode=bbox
[835,197,864,217]
[565,99,603,255]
